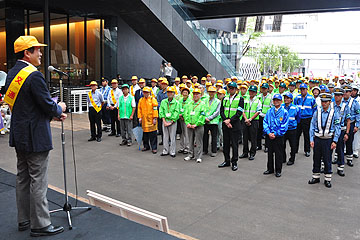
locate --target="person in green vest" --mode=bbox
[203,86,221,157]
[256,82,272,152]
[288,81,298,98]
[200,85,209,102]
[117,84,136,146]
[240,85,262,161]
[183,88,207,163]
[178,86,191,154]
[273,79,280,93]
[278,82,287,96]
[218,82,245,171]
[159,86,180,157]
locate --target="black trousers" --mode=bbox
[267,135,284,173]
[257,116,268,149]
[88,107,102,138]
[223,124,240,163]
[158,118,163,142]
[243,120,259,156]
[109,108,120,134]
[203,124,218,154]
[296,117,311,153]
[283,129,297,162]
[345,122,355,156]
[143,130,157,150]
[101,104,111,125]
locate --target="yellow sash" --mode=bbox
[4,65,37,111]
[130,85,134,96]
[88,91,101,113]
[111,89,117,105]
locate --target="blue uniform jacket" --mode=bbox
[282,103,300,130]
[343,97,360,128]
[263,106,289,137]
[5,61,63,152]
[294,93,317,119]
[310,107,341,143]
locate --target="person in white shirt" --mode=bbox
[107,79,123,137]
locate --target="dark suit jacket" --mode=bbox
[134,89,143,105]
[5,61,62,152]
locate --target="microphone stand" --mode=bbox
[50,73,91,230]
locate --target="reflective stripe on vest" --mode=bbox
[314,107,334,138]
[223,94,242,119]
[244,98,260,120]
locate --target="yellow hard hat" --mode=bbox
[167,86,176,92]
[205,82,212,86]
[175,77,180,82]
[139,78,146,83]
[143,86,151,92]
[131,76,138,80]
[89,81,98,86]
[111,79,118,84]
[217,89,226,94]
[192,88,201,94]
[14,36,47,53]
[151,78,158,82]
[207,86,216,92]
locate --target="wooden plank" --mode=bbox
[87,190,167,232]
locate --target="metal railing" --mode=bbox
[169,0,240,77]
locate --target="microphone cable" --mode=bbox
[69,106,79,207]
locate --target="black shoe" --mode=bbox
[231,163,238,171]
[170,154,176,158]
[324,180,332,188]
[238,140,243,144]
[142,148,150,152]
[263,170,274,175]
[96,137,102,142]
[347,160,354,167]
[105,128,111,133]
[256,146,262,151]
[108,133,116,136]
[275,172,281,178]
[239,153,248,159]
[30,225,64,237]
[308,178,320,184]
[178,149,184,153]
[18,220,30,231]
[160,153,169,156]
[332,158,337,164]
[159,142,163,146]
[152,150,157,154]
[286,161,294,166]
[264,148,268,153]
[305,152,310,157]
[354,154,359,159]
[88,137,96,141]
[337,169,345,177]
[183,150,189,154]
[218,161,231,168]
[127,142,132,147]
[248,155,255,161]
[120,140,127,146]
[116,134,121,137]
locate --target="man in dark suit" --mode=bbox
[218,82,245,171]
[4,36,66,237]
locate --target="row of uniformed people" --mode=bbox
[87,76,360,184]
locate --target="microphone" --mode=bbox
[48,66,68,76]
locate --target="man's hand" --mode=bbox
[153,118,157,125]
[180,115,184,121]
[130,115,133,120]
[269,133,275,140]
[344,133,349,142]
[187,123,192,128]
[191,124,197,129]
[58,102,66,112]
[139,118,142,124]
[205,118,210,123]
[226,123,232,129]
[331,142,337,150]
[106,106,110,110]
[118,115,120,121]
[53,113,67,121]
[354,127,358,133]
[110,106,114,110]
[310,141,314,148]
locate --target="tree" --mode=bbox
[255,44,303,75]
[239,17,264,56]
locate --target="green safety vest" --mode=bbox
[184,100,206,126]
[244,97,261,120]
[118,94,134,119]
[223,94,243,120]
[206,98,221,124]
[159,98,180,122]
[258,93,272,115]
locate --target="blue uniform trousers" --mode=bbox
[313,137,333,181]
[345,122,355,160]
[335,131,345,170]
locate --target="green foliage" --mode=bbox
[255,44,303,74]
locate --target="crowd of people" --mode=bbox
[85,74,360,188]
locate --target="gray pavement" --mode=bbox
[1,114,360,240]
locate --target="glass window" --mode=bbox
[69,16,86,86]
[28,11,45,74]
[265,24,272,31]
[86,19,103,81]
[293,23,304,30]
[0,8,6,72]
[50,13,68,85]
